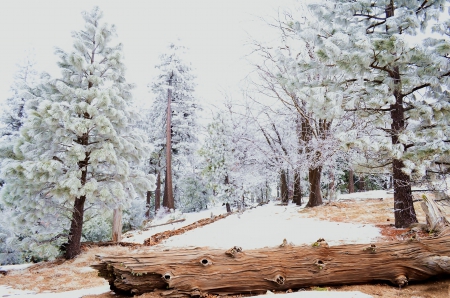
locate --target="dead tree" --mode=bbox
[93,233,450,297]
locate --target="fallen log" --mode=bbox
[143,212,232,246]
[93,233,450,297]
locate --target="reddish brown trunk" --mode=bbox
[155,170,161,212]
[163,74,175,210]
[65,131,89,259]
[64,195,86,259]
[280,170,288,203]
[306,166,322,207]
[293,170,302,205]
[348,169,354,193]
[381,0,417,228]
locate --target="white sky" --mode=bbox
[0,0,297,110]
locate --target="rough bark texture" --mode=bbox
[306,167,322,207]
[393,159,417,228]
[112,208,123,243]
[293,170,302,206]
[155,170,161,212]
[94,233,450,297]
[383,1,417,228]
[64,195,86,259]
[65,130,90,259]
[163,74,175,210]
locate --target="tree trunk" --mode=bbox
[293,170,302,206]
[94,232,450,297]
[64,195,86,259]
[280,170,288,203]
[348,169,354,193]
[225,202,231,213]
[65,132,90,259]
[163,73,175,210]
[393,160,417,228]
[112,207,122,242]
[145,191,152,218]
[155,170,161,212]
[306,166,322,207]
[384,0,417,229]
[358,174,365,192]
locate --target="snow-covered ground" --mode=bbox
[0,285,110,297]
[1,199,382,298]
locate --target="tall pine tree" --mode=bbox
[150,42,200,211]
[0,7,154,259]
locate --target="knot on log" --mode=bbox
[314,259,325,270]
[265,273,286,285]
[200,258,212,266]
[275,275,285,285]
[163,272,172,283]
[225,246,243,257]
[395,275,408,287]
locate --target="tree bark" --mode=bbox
[348,169,354,193]
[280,170,288,203]
[163,73,175,210]
[112,207,123,242]
[306,166,322,207]
[155,170,161,212]
[64,195,86,259]
[65,131,90,259]
[293,170,302,206]
[383,0,417,228]
[94,232,450,297]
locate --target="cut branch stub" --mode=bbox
[225,246,243,257]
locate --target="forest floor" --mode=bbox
[1,190,450,298]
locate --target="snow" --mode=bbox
[0,285,110,297]
[1,199,382,298]
[157,201,380,249]
[0,264,33,272]
[337,190,392,201]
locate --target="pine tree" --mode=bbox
[307,0,450,227]
[0,7,154,259]
[150,41,200,211]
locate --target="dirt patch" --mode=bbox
[0,246,134,294]
[301,196,426,226]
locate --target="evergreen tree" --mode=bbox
[0,7,154,259]
[307,0,450,227]
[150,41,200,211]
